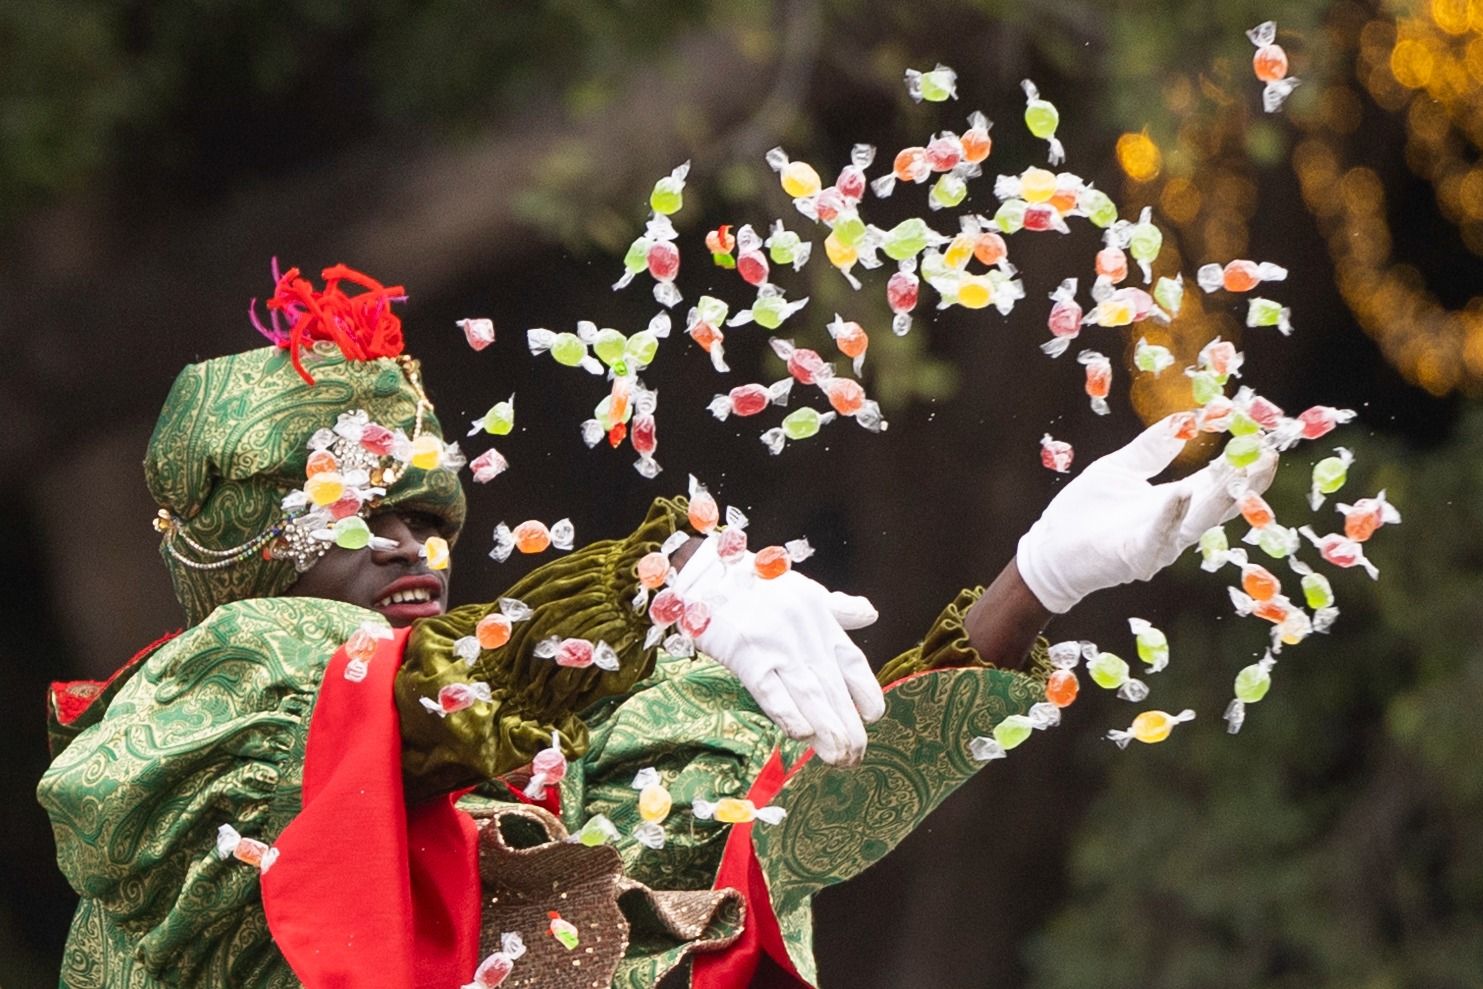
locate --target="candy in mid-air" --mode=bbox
[1299,525,1380,579]
[887,259,920,336]
[1247,21,1301,112]
[1134,337,1175,375]
[766,219,813,271]
[469,448,509,484]
[1224,652,1278,734]
[1196,259,1288,293]
[728,284,810,330]
[1198,525,1231,571]
[421,536,450,570]
[905,63,958,102]
[1107,709,1195,748]
[649,160,691,216]
[1307,447,1354,509]
[827,314,870,375]
[1152,275,1184,316]
[1041,278,1084,357]
[1040,434,1074,473]
[687,474,720,533]
[766,147,823,200]
[686,295,730,373]
[457,317,496,351]
[1087,649,1149,701]
[419,680,493,718]
[769,337,831,385]
[1077,349,1112,415]
[465,932,527,989]
[1125,208,1163,282]
[706,224,736,269]
[708,379,793,420]
[1246,297,1293,335]
[489,518,575,562]
[1336,490,1401,542]
[754,537,815,579]
[962,111,993,163]
[761,407,838,454]
[527,326,603,375]
[468,394,515,436]
[1021,79,1065,164]
[1127,618,1170,673]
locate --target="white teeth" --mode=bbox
[375,587,433,608]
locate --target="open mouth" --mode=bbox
[373,585,436,608]
[371,575,444,619]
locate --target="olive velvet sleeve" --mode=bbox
[876,585,1051,685]
[395,497,692,801]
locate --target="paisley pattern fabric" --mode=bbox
[40,500,1049,987]
[144,344,466,626]
[37,597,374,987]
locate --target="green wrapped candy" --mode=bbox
[1128,619,1169,672]
[993,714,1034,750]
[882,218,933,261]
[331,515,370,550]
[931,173,968,210]
[1224,434,1262,468]
[994,199,1027,234]
[1089,651,1130,690]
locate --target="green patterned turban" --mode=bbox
[145,342,467,626]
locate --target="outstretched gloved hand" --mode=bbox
[1016,414,1279,614]
[672,537,884,766]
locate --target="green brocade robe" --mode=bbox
[38,501,1047,988]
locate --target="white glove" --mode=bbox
[1016,414,1279,613]
[672,537,884,766]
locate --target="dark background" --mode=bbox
[3,1,1481,986]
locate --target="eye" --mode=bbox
[398,510,444,536]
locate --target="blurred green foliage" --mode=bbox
[1027,410,1483,989]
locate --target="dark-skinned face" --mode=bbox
[285,509,450,626]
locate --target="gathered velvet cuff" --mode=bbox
[396,497,692,802]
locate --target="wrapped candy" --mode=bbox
[468,394,515,437]
[870,147,929,198]
[706,224,736,269]
[469,448,509,484]
[525,732,569,801]
[1077,350,1112,415]
[1076,185,1119,227]
[766,147,823,200]
[1134,337,1174,375]
[1040,434,1074,473]
[754,538,814,579]
[1224,652,1278,734]
[1248,21,1301,112]
[342,620,393,682]
[833,143,876,203]
[632,766,673,849]
[688,475,720,533]
[1093,227,1129,287]
[708,380,793,420]
[1295,404,1356,440]
[1108,709,1196,748]
[1197,525,1231,572]
[571,814,622,847]
[827,314,870,375]
[472,597,534,651]
[1288,558,1339,633]
[527,326,603,375]
[534,635,619,672]
[1196,259,1288,293]
[962,111,993,163]
[769,338,832,386]
[1087,649,1149,702]
[904,63,958,102]
[762,407,838,455]
[489,518,575,562]
[1125,208,1163,282]
[1041,278,1083,357]
[547,912,580,950]
[457,317,495,351]
[419,681,493,717]
[1127,618,1169,673]
[216,824,279,873]
[686,295,730,373]
[649,160,690,216]
[1243,521,1300,560]
[728,284,810,330]
[765,219,813,271]
[462,933,527,989]
[1225,548,1281,600]
[1153,275,1184,316]
[887,259,920,336]
[1308,447,1354,510]
[614,215,683,308]
[421,536,450,570]
[734,224,770,287]
[1246,297,1293,335]
[1299,525,1380,579]
[692,796,787,826]
[1336,490,1401,542]
[1021,79,1065,164]
[819,376,888,432]
[1198,337,1244,382]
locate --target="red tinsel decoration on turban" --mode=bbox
[252,261,407,385]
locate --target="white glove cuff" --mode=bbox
[1015,526,1080,615]
[670,534,730,601]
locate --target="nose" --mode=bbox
[369,513,424,565]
